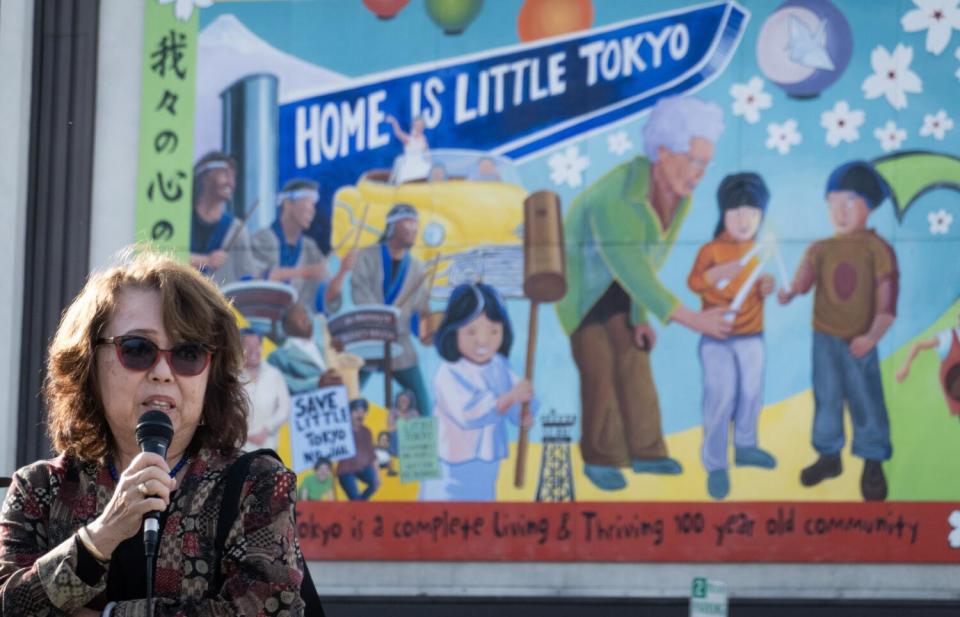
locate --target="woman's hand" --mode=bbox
[670,305,732,339]
[86,453,175,558]
[633,324,656,351]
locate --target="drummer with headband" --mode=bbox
[189,152,254,285]
[351,203,432,414]
[251,178,331,313]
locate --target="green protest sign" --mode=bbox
[397,417,441,484]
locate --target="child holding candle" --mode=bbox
[687,172,778,500]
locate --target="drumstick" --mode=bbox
[392,254,442,309]
[332,203,372,252]
[351,203,370,251]
[220,199,261,253]
[424,251,440,297]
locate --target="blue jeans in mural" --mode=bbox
[812,331,892,461]
[699,334,765,472]
[338,464,379,500]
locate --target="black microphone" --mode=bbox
[135,410,174,558]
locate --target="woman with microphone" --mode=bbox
[0,250,306,616]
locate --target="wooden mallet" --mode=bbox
[514,190,567,488]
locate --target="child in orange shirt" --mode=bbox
[688,172,777,500]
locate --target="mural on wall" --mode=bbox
[136,0,960,562]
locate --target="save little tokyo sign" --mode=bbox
[296,502,960,562]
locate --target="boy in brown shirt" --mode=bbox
[779,161,897,501]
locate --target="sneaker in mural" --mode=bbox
[583,464,627,491]
[800,454,842,487]
[860,459,888,502]
[631,457,683,475]
[735,446,777,469]
[707,469,730,500]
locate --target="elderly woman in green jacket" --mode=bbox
[556,96,731,491]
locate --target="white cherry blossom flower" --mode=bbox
[158,0,213,22]
[606,131,633,156]
[874,121,908,152]
[920,109,955,139]
[862,44,923,110]
[765,120,802,155]
[949,510,960,547]
[730,77,773,124]
[901,0,960,55]
[928,209,954,235]
[820,101,865,146]
[548,145,589,188]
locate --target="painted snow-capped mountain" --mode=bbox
[195,14,346,157]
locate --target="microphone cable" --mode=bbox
[145,531,157,617]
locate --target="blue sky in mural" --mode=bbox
[200,1,960,437]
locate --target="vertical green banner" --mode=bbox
[135,0,198,260]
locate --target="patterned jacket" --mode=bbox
[0,448,305,616]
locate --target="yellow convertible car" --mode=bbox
[331,149,527,298]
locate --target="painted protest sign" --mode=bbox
[290,385,354,472]
[397,417,441,484]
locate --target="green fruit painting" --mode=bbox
[425,0,483,35]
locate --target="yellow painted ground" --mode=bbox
[287,389,862,502]
[260,301,959,503]
[495,389,862,502]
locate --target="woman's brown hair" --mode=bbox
[44,249,248,462]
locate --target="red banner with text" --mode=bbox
[298,501,960,563]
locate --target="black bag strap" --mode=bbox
[212,449,325,616]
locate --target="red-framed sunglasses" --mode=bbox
[96,335,214,377]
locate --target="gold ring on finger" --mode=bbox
[137,482,148,497]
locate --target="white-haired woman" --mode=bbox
[555,95,732,492]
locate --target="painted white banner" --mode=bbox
[290,385,355,472]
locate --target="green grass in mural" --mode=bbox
[885,297,960,500]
